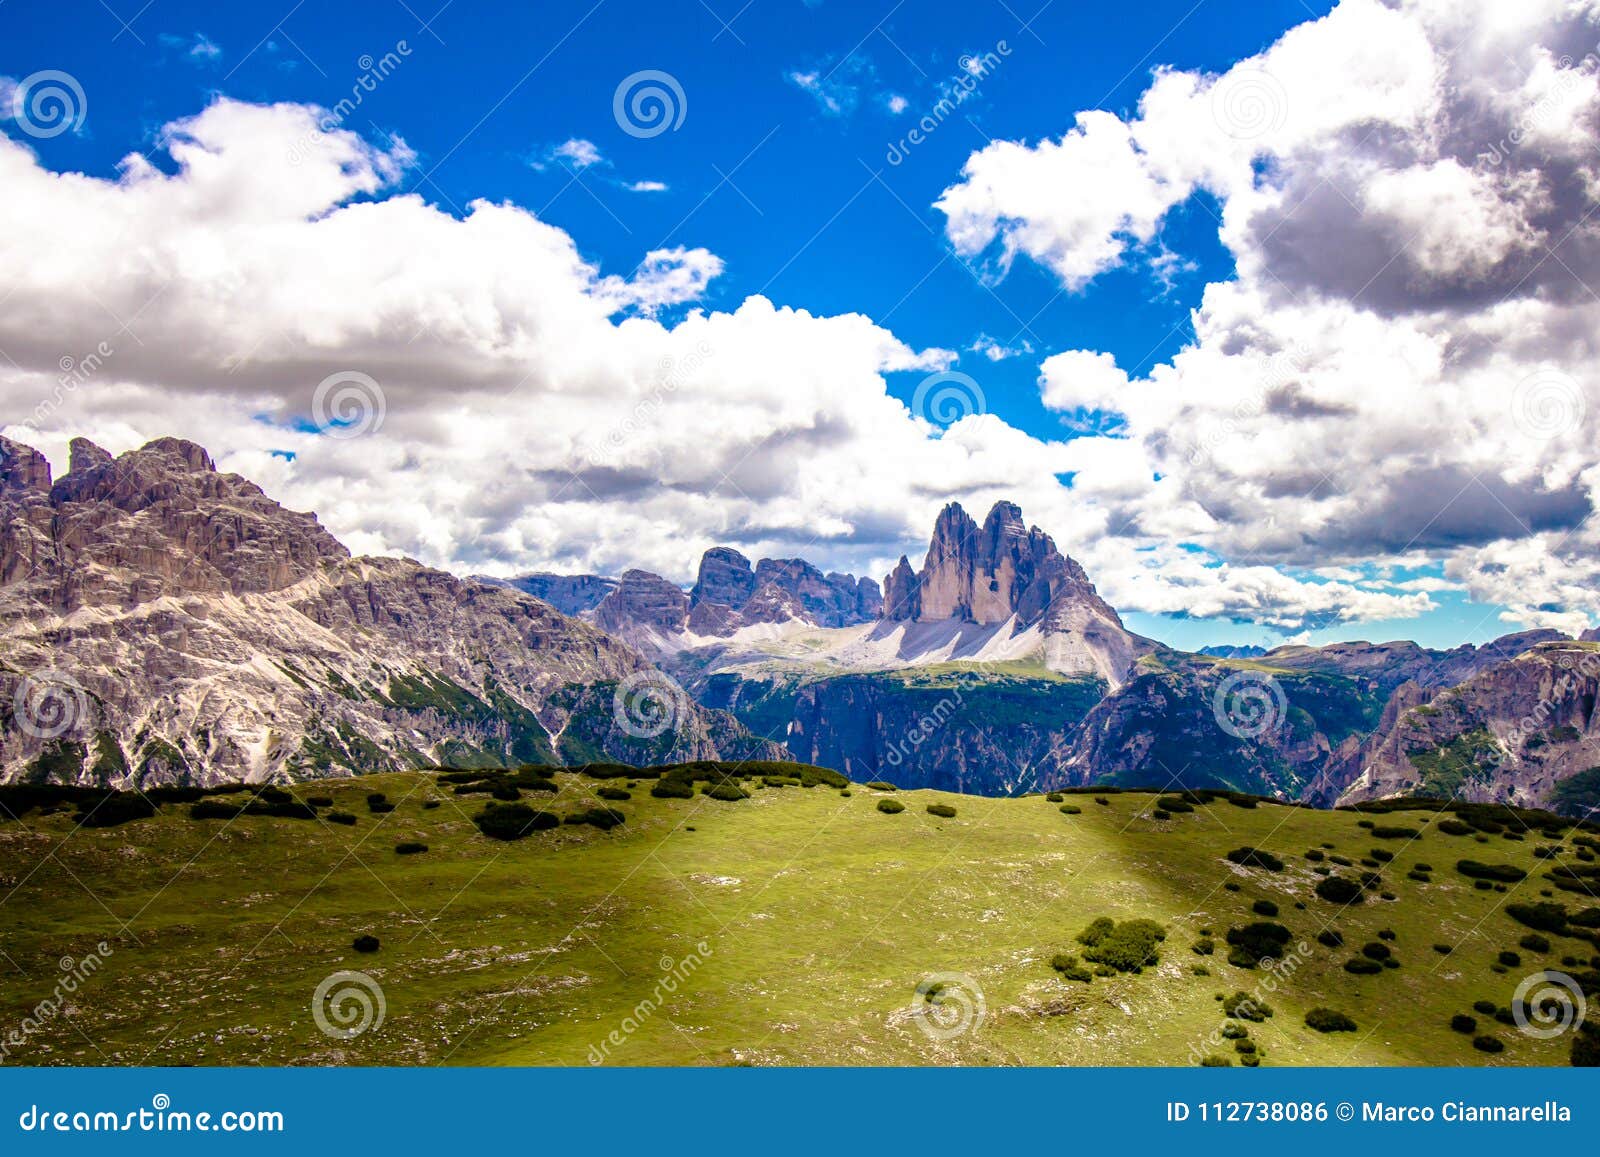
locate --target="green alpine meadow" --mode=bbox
[2,766,1595,1067]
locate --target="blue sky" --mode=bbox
[5,0,1591,653]
[0,0,1324,443]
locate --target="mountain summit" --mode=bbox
[880,500,1142,687]
[0,435,773,787]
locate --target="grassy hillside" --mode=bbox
[0,766,1595,1067]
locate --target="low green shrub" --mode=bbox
[1305,1008,1357,1033]
[565,806,627,830]
[1305,849,1326,862]
[1077,916,1167,973]
[1472,1034,1504,1054]
[1451,1014,1477,1034]
[353,935,379,953]
[1199,1055,1232,1066]
[1225,922,1292,969]
[1192,938,1215,956]
[651,779,695,800]
[1315,876,1365,905]
[1433,943,1453,955]
[1059,804,1082,815]
[1223,991,1273,1021]
[306,795,334,808]
[1473,1000,1497,1015]
[326,811,357,825]
[1506,901,1569,933]
[1437,820,1473,836]
[865,781,898,791]
[1456,860,1527,883]
[1498,950,1521,967]
[474,802,559,840]
[1045,792,1064,802]
[877,798,905,814]
[1520,933,1552,953]
[1317,929,1344,949]
[395,842,428,854]
[1221,1023,1249,1040]
[1051,953,1093,983]
[597,786,631,801]
[1226,847,1286,872]
[926,803,957,818]
[1251,899,1280,917]
[1371,825,1420,840]
[704,783,750,801]
[1344,957,1383,975]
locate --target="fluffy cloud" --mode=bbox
[0,96,1431,633]
[938,0,1600,631]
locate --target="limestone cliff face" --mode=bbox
[0,435,774,787]
[592,569,692,637]
[492,572,618,616]
[877,500,1140,686]
[1326,641,1600,813]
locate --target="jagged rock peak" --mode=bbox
[691,547,758,609]
[593,569,691,635]
[67,437,115,474]
[883,555,920,620]
[0,436,52,492]
[140,436,217,473]
[882,499,1121,631]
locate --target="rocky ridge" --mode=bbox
[0,435,775,787]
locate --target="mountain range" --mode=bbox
[3,432,1597,818]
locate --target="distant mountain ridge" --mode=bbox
[0,435,777,787]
